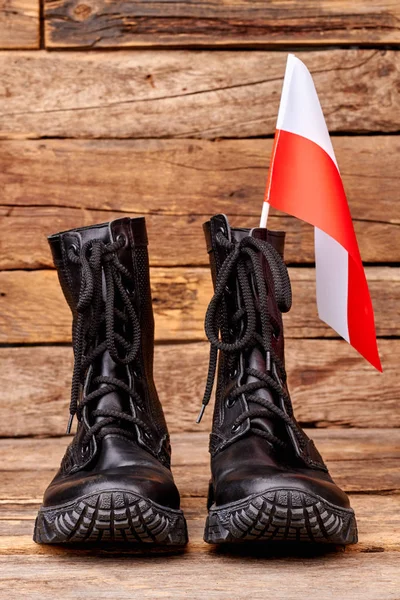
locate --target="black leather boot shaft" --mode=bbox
[48,217,169,467]
[201,214,357,545]
[34,217,187,546]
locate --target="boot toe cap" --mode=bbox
[43,465,181,510]
[213,465,351,510]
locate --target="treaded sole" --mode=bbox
[33,490,188,546]
[204,489,358,545]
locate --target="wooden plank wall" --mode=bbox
[0,2,400,595]
[0,2,399,439]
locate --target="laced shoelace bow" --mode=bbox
[66,237,152,446]
[197,231,303,448]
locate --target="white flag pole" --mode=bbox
[260,201,270,228]
[260,54,296,230]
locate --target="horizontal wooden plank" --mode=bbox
[1,494,399,553]
[44,0,400,48]
[0,547,399,600]
[2,208,398,269]
[2,137,399,220]
[1,50,399,139]
[0,267,397,343]
[1,137,399,268]
[3,430,399,472]
[0,340,397,437]
[0,0,39,49]
[0,432,399,553]
[0,431,399,500]
[0,433,399,598]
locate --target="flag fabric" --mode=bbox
[261,54,382,371]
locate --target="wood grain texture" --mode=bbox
[0,267,397,343]
[1,50,399,139]
[0,552,399,600]
[43,0,400,48]
[0,430,399,499]
[0,340,396,437]
[1,495,400,552]
[2,208,398,268]
[2,137,399,219]
[3,429,400,471]
[0,0,39,49]
[0,433,399,598]
[1,136,399,268]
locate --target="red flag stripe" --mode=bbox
[266,128,382,371]
[347,255,382,371]
[266,129,361,264]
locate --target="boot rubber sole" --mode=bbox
[204,488,357,545]
[33,490,188,546]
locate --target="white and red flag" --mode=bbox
[261,54,382,371]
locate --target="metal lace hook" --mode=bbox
[196,404,206,424]
[66,414,74,435]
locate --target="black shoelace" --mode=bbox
[197,231,302,448]
[66,237,152,446]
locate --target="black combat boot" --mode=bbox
[34,217,187,546]
[198,214,357,545]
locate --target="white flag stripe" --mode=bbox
[275,55,349,342]
[276,55,338,169]
[315,228,350,342]
[263,54,381,370]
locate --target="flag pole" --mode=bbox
[260,201,270,228]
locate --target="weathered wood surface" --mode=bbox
[2,208,398,269]
[0,432,399,598]
[44,0,400,48]
[2,137,399,220]
[0,547,398,600]
[1,429,399,507]
[0,340,396,437]
[3,429,400,471]
[1,136,399,268]
[0,267,397,343]
[1,50,399,139]
[0,0,39,49]
[1,494,399,552]
[0,495,400,552]
[0,552,399,600]
[1,433,399,498]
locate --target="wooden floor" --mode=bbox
[1,0,400,598]
[1,430,399,599]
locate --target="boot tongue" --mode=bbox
[231,226,287,443]
[76,223,132,431]
[91,351,130,421]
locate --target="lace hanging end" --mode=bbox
[266,350,271,372]
[66,414,74,435]
[196,404,206,424]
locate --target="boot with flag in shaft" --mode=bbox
[262,54,381,372]
[194,55,383,545]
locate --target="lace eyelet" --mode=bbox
[117,233,126,245]
[81,444,89,457]
[225,396,236,409]
[231,424,240,434]
[70,243,79,256]
[144,431,152,441]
